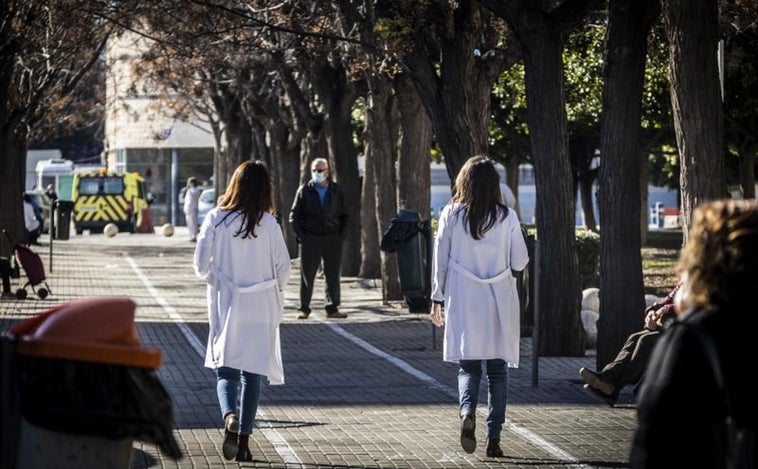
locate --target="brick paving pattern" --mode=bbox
[0,229,637,468]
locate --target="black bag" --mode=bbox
[15,353,182,460]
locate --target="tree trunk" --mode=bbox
[267,121,301,258]
[365,82,401,302]
[519,20,585,357]
[480,0,599,356]
[597,0,655,368]
[359,146,381,279]
[662,0,725,239]
[395,76,432,216]
[505,159,521,216]
[404,2,498,181]
[0,130,27,253]
[739,146,756,199]
[250,120,269,164]
[579,179,597,231]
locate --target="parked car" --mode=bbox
[197,188,216,225]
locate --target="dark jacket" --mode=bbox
[630,306,757,468]
[289,181,348,240]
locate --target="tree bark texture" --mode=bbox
[480,0,602,356]
[597,0,654,369]
[395,76,432,217]
[405,2,496,180]
[518,14,585,356]
[267,121,301,258]
[0,129,27,253]
[359,147,381,279]
[662,0,725,238]
[365,81,401,302]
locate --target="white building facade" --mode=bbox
[104,32,215,225]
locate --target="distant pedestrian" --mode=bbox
[193,161,291,462]
[45,184,58,203]
[183,177,202,242]
[430,155,529,458]
[629,199,758,468]
[23,193,41,246]
[289,157,349,319]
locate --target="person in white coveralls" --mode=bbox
[430,155,529,458]
[184,176,203,241]
[193,161,291,462]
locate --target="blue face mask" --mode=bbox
[312,171,326,184]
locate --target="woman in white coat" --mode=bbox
[430,155,529,458]
[193,161,291,462]
[184,176,203,241]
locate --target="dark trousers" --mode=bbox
[598,329,661,393]
[25,228,40,246]
[0,258,11,294]
[299,233,343,313]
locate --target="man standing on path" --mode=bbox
[289,158,349,319]
[45,184,58,204]
[183,177,203,242]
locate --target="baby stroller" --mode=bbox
[3,231,51,299]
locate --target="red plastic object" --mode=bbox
[11,297,162,369]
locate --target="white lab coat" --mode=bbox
[193,208,291,384]
[184,185,203,239]
[431,203,529,367]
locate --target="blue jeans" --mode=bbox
[458,359,507,438]
[216,367,262,436]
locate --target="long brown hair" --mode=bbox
[677,199,758,307]
[216,160,275,238]
[451,155,507,240]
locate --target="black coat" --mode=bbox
[288,181,348,240]
[630,306,757,468]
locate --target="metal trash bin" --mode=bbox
[380,209,433,313]
[0,297,182,469]
[54,200,75,240]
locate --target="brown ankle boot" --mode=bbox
[222,413,239,461]
[485,437,504,457]
[459,412,476,454]
[236,434,253,462]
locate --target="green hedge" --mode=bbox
[522,225,599,289]
[575,229,600,288]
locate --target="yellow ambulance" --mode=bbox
[72,170,149,234]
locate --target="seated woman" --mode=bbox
[579,282,681,406]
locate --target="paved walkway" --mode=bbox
[1,228,637,468]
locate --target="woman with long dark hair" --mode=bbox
[430,155,529,458]
[193,160,291,462]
